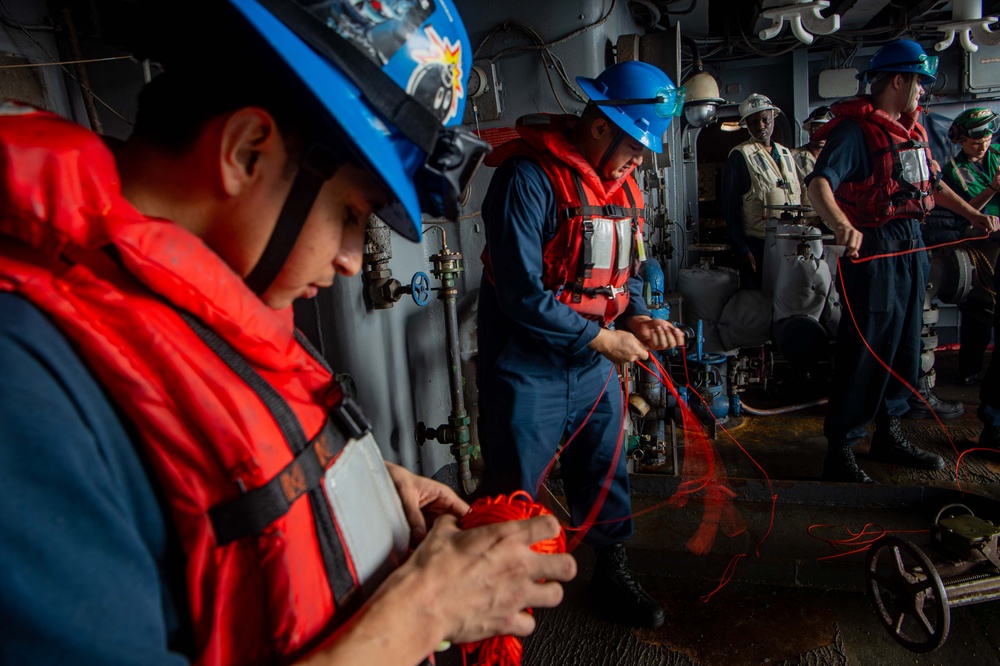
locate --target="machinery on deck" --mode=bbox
[866,504,1000,653]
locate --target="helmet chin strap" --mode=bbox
[243,143,344,296]
[597,125,627,176]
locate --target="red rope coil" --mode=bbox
[457,491,566,666]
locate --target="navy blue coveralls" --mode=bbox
[477,156,650,548]
[806,121,930,446]
[0,293,192,664]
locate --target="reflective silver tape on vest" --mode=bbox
[899,148,930,186]
[615,218,632,272]
[591,217,615,270]
[322,433,410,596]
[590,217,634,272]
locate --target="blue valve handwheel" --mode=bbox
[411,271,432,306]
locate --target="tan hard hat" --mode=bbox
[738,93,781,124]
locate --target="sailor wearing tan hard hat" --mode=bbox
[723,92,801,288]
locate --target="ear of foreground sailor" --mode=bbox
[805,39,999,484]
[0,1,575,665]
[476,59,685,632]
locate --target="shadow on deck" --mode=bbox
[444,349,1000,666]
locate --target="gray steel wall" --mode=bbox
[8,0,994,482]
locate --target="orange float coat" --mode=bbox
[481,114,645,325]
[0,107,390,665]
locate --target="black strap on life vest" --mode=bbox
[562,203,642,219]
[570,173,595,301]
[563,283,623,298]
[622,180,639,234]
[562,176,644,222]
[295,328,332,374]
[182,312,368,608]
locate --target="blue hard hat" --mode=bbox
[576,61,685,154]
[228,0,489,241]
[858,39,938,86]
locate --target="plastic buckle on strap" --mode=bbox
[333,396,372,440]
[581,220,595,279]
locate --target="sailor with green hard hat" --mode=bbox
[940,107,1000,388]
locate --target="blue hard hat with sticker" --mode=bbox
[229,0,489,241]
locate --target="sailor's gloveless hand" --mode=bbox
[385,462,469,546]
[627,315,685,351]
[588,327,649,363]
[372,513,577,645]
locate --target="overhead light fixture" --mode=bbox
[682,71,726,128]
[759,0,840,46]
[934,0,1000,54]
[719,121,743,132]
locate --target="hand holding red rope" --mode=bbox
[457,491,567,666]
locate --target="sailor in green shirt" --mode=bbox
[941,108,1000,385]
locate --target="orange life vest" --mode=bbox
[815,97,936,227]
[482,114,645,324]
[0,105,407,665]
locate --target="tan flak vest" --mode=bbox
[732,140,801,238]
[790,146,820,221]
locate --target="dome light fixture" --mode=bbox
[682,70,726,128]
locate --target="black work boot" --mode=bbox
[870,416,945,469]
[979,426,1000,451]
[822,444,874,483]
[590,543,664,629]
[904,374,965,419]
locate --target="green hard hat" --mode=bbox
[948,108,999,142]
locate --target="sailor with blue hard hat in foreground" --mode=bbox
[805,39,999,483]
[0,0,578,663]
[476,60,686,630]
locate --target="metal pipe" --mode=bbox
[442,280,465,417]
[422,226,477,495]
[439,258,475,495]
[362,215,399,309]
[739,397,828,416]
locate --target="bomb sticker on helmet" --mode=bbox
[407,26,464,123]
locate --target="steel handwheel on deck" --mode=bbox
[865,536,950,653]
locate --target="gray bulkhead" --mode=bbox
[2,0,999,484]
